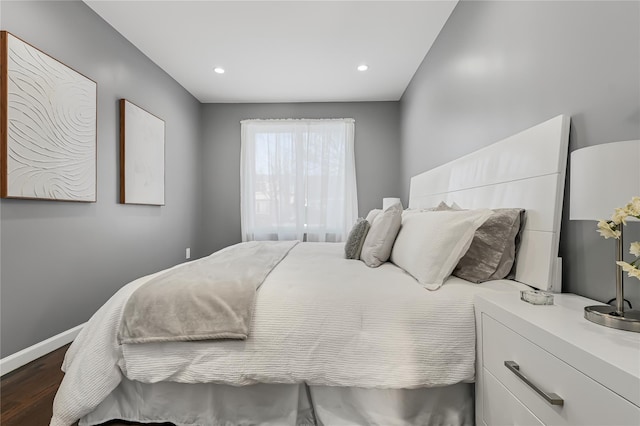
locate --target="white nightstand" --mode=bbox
[475,292,640,426]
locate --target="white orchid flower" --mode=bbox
[597,220,620,239]
[617,261,634,272]
[617,261,640,280]
[600,197,640,281]
[629,196,640,216]
[611,207,629,225]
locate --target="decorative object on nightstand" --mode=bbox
[520,289,554,305]
[570,139,640,332]
[382,197,402,210]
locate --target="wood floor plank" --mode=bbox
[1,345,174,426]
[1,344,68,426]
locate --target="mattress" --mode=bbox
[52,242,527,426]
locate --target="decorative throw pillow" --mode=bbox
[344,218,371,260]
[450,201,463,210]
[404,201,450,215]
[453,208,526,283]
[505,209,527,279]
[365,208,382,224]
[432,201,453,211]
[390,209,493,290]
[401,202,450,222]
[360,204,402,268]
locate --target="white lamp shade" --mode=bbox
[382,197,402,210]
[570,140,640,221]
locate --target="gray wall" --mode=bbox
[0,1,203,357]
[3,0,638,357]
[400,1,640,306]
[201,102,401,254]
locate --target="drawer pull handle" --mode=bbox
[504,361,564,406]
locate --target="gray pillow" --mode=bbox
[504,209,526,280]
[432,201,453,211]
[365,209,382,223]
[453,208,526,283]
[360,204,402,267]
[344,218,371,260]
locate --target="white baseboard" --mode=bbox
[1,323,86,376]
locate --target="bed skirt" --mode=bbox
[80,378,474,426]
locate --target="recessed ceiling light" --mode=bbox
[213,67,225,74]
[357,64,369,72]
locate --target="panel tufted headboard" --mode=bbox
[408,115,570,292]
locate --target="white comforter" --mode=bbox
[51,242,524,426]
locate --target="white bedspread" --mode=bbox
[51,242,525,426]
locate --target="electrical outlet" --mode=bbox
[186,247,191,259]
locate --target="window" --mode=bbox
[240,119,357,242]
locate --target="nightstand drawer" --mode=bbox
[482,313,640,426]
[483,367,544,426]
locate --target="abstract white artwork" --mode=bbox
[1,31,97,202]
[120,99,165,205]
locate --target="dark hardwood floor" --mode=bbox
[0,345,158,426]
[1,344,71,426]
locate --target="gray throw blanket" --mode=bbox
[118,241,298,344]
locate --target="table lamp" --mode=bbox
[570,139,640,332]
[382,197,402,210]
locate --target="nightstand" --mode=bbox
[475,292,640,426]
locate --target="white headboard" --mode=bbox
[409,115,570,292]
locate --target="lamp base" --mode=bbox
[584,305,640,332]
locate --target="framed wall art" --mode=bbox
[1,31,97,202]
[120,99,165,205]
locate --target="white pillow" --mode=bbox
[390,209,493,290]
[360,204,402,267]
[365,208,382,223]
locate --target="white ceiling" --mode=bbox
[83,1,458,103]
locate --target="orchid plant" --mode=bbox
[597,196,640,280]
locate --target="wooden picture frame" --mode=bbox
[120,99,165,206]
[1,31,97,202]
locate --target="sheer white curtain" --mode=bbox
[240,119,357,242]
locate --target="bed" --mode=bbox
[50,114,570,426]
